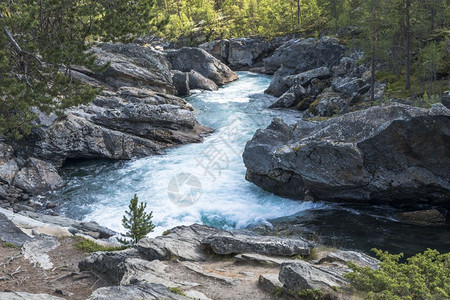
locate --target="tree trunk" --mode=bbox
[370,0,377,101]
[405,0,411,90]
[297,0,301,26]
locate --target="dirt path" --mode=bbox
[0,238,112,300]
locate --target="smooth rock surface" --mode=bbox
[87,283,188,300]
[0,212,32,246]
[136,224,223,261]
[0,292,64,300]
[258,274,283,292]
[279,261,348,291]
[91,43,176,94]
[203,233,311,256]
[188,70,218,91]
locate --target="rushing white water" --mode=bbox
[46,72,325,237]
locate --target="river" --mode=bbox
[42,71,450,256]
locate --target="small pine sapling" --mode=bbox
[117,194,155,246]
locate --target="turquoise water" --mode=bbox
[44,72,324,237]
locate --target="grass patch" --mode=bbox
[75,237,127,253]
[168,287,186,296]
[1,241,20,248]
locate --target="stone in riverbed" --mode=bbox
[188,70,218,91]
[396,209,447,226]
[166,47,238,86]
[172,70,190,96]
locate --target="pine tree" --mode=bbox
[117,194,155,246]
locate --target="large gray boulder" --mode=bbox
[91,43,176,95]
[166,47,238,85]
[200,37,290,71]
[31,87,212,166]
[264,37,344,97]
[136,224,223,261]
[0,143,19,185]
[264,37,345,74]
[243,104,450,206]
[279,261,349,292]
[12,158,63,194]
[203,233,311,256]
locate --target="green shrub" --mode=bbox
[117,194,155,246]
[168,287,186,296]
[76,237,126,253]
[345,248,450,299]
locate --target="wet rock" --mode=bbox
[0,212,32,246]
[243,104,450,205]
[279,261,348,292]
[396,209,447,226]
[188,70,218,91]
[92,43,176,94]
[258,274,283,292]
[0,292,64,300]
[202,232,311,256]
[167,47,238,86]
[87,282,188,300]
[137,224,223,261]
[13,158,63,194]
[171,70,190,96]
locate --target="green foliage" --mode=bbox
[117,194,155,246]
[345,248,450,299]
[168,287,186,296]
[0,0,153,139]
[1,241,20,248]
[75,237,127,253]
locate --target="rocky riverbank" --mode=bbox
[0,209,380,299]
[0,42,238,208]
